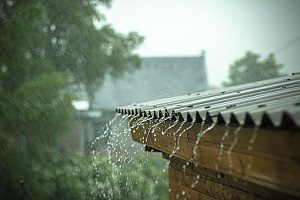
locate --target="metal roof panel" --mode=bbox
[116,74,300,129]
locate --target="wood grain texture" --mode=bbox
[129,118,300,198]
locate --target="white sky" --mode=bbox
[101,0,300,86]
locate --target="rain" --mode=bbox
[1,0,300,200]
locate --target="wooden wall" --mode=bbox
[168,155,296,200]
[130,118,300,199]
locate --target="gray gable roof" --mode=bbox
[93,54,208,109]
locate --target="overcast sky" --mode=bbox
[101,0,300,86]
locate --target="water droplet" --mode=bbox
[51,37,57,44]
[7,0,13,7]
[50,24,56,31]
[248,146,253,151]
[1,65,8,73]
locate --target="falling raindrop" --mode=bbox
[51,37,57,44]
[243,126,258,189]
[227,126,242,174]
[50,24,56,31]
[169,121,185,159]
[1,65,8,73]
[218,125,230,162]
[7,0,13,7]
[189,122,215,163]
[171,122,194,159]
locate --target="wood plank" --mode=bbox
[169,158,299,200]
[132,119,300,160]
[170,162,264,200]
[169,180,217,200]
[129,118,300,197]
[147,134,300,197]
[187,124,300,161]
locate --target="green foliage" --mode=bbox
[118,155,168,200]
[0,0,145,199]
[0,132,49,199]
[35,154,167,200]
[0,0,143,103]
[223,51,284,86]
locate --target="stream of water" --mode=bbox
[90,112,259,198]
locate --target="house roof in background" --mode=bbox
[94,55,208,109]
[117,73,300,129]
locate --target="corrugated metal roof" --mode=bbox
[116,73,300,129]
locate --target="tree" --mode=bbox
[0,0,143,199]
[0,0,143,108]
[35,154,167,200]
[223,51,284,86]
[41,0,144,106]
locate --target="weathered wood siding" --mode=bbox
[130,118,300,199]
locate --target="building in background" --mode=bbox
[93,52,208,110]
[66,52,208,153]
[60,101,102,154]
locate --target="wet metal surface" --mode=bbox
[116,73,300,129]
